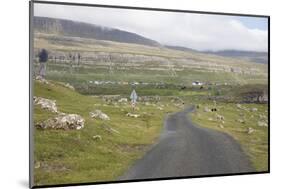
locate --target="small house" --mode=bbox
[192,81,203,86]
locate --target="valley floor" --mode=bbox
[33,79,268,186]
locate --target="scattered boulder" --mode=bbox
[257,121,268,127]
[247,127,255,134]
[174,103,184,108]
[208,117,214,121]
[92,135,102,141]
[237,119,246,124]
[259,114,267,120]
[35,161,41,169]
[63,83,75,90]
[140,96,160,102]
[101,124,120,135]
[236,104,242,109]
[204,107,211,112]
[90,110,110,120]
[102,95,121,101]
[58,112,66,116]
[144,102,151,106]
[35,75,49,84]
[34,96,58,113]
[236,104,249,111]
[157,107,163,110]
[126,113,140,118]
[213,100,217,106]
[170,96,183,104]
[39,161,69,172]
[251,107,258,112]
[118,98,128,103]
[35,114,85,130]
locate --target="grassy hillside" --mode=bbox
[33,80,181,186]
[34,17,160,47]
[34,33,267,75]
[33,33,267,97]
[190,100,268,171]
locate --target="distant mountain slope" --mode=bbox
[164,45,198,52]
[165,45,268,64]
[33,16,161,47]
[204,50,268,64]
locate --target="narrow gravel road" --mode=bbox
[120,106,254,180]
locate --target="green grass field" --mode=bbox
[190,100,268,171]
[33,80,182,185]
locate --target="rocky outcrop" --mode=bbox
[35,75,49,84]
[138,96,160,103]
[34,96,58,113]
[126,113,140,118]
[241,91,268,104]
[62,83,75,90]
[118,98,128,103]
[257,121,268,127]
[251,107,258,112]
[237,119,246,124]
[35,114,85,130]
[247,127,255,134]
[204,107,211,112]
[92,135,102,141]
[90,110,110,120]
[101,124,120,134]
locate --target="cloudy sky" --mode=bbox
[34,3,268,52]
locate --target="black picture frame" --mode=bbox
[29,1,270,188]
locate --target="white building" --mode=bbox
[192,81,203,86]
